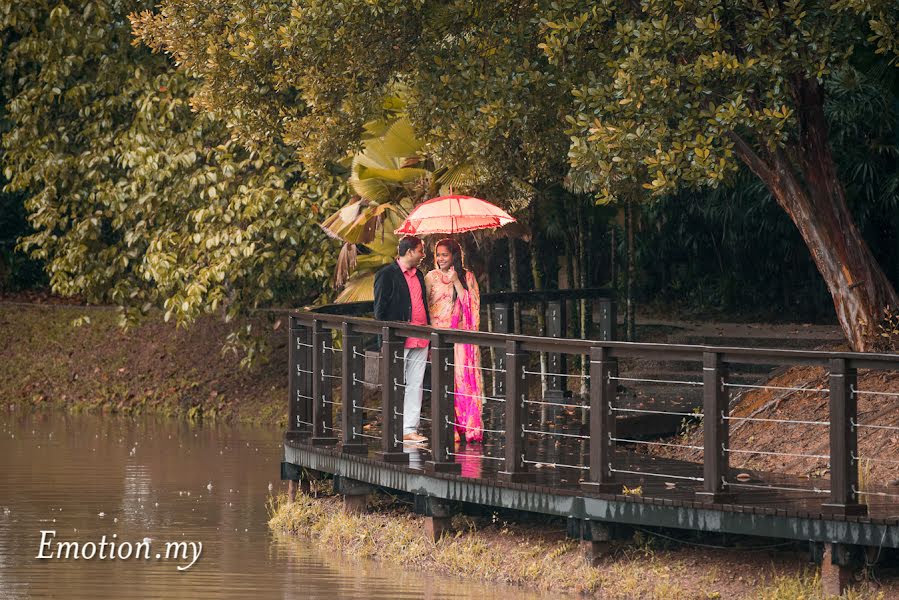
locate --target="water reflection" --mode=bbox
[0,411,550,599]
[452,444,486,479]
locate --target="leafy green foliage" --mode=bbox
[834,0,899,66]
[538,0,893,201]
[132,1,574,202]
[2,1,346,337]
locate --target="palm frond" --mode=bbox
[333,242,358,289]
[434,163,481,192]
[335,272,376,303]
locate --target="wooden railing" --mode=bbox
[286,308,899,516]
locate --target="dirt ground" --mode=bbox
[647,364,899,487]
[0,296,290,425]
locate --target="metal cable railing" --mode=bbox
[445,358,506,373]
[522,456,588,471]
[523,426,589,440]
[287,315,899,515]
[524,397,588,410]
[610,375,701,387]
[610,435,703,452]
[611,467,703,482]
[723,479,829,495]
[352,427,380,441]
[724,413,828,426]
[447,449,504,461]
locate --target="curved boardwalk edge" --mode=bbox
[282,442,899,549]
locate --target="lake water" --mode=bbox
[0,411,544,599]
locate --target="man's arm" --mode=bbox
[373,267,391,321]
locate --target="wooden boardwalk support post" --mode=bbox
[311,319,337,446]
[426,332,461,474]
[340,322,367,454]
[545,299,569,400]
[823,358,866,515]
[499,340,535,482]
[377,326,409,463]
[697,352,734,502]
[423,497,454,541]
[821,543,857,596]
[287,317,312,442]
[581,346,621,493]
[334,475,373,514]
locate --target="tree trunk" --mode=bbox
[625,199,636,342]
[529,212,548,424]
[729,77,898,352]
[610,222,617,288]
[508,238,521,334]
[577,201,589,418]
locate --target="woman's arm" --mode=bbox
[450,269,466,299]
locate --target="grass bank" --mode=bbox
[0,302,287,425]
[268,487,888,599]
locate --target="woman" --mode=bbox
[425,239,484,443]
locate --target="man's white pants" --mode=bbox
[402,347,428,436]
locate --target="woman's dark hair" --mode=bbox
[435,238,468,291]
[397,235,423,257]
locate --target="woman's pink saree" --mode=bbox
[425,270,484,442]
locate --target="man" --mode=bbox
[373,235,430,443]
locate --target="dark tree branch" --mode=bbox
[727,131,774,184]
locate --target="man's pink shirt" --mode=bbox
[399,260,429,349]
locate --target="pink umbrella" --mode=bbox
[394,195,516,235]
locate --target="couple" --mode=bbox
[373,235,484,447]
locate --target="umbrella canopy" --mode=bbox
[394,195,516,235]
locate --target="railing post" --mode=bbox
[287,317,312,442]
[697,352,733,502]
[581,346,621,493]
[310,319,338,446]
[340,322,367,454]
[426,331,461,474]
[376,326,409,463]
[597,298,616,342]
[493,303,510,399]
[823,359,866,515]
[499,340,535,482]
[545,299,570,401]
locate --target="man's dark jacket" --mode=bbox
[373,261,431,324]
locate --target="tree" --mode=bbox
[131,1,571,204]
[2,1,346,361]
[132,0,899,348]
[540,0,899,350]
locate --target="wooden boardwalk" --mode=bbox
[287,418,899,520]
[283,437,899,549]
[282,294,899,558]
